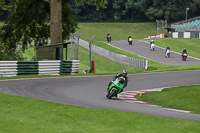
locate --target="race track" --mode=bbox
[109,40,200,65]
[1,70,200,120]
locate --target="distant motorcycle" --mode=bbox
[128,38,133,45]
[165,49,171,58]
[182,53,188,61]
[150,43,155,51]
[107,35,111,43]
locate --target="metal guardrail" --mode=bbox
[0,61,18,77]
[79,39,148,70]
[0,60,80,77]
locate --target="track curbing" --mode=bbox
[118,88,192,113]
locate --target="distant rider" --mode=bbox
[182,48,187,55]
[150,40,155,48]
[182,48,188,58]
[165,46,171,57]
[165,46,170,52]
[128,36,133,45]
[107,33,111,43]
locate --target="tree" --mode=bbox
[69,1,112,22]
[124,0,139,22]
[48,0,107,44]
[0,0,106,60]
[0,0,10,15]
[139,0,193,21]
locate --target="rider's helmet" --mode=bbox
[122,70,127,77]
[151,40,154,42]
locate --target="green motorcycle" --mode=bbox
[106,77,125,99]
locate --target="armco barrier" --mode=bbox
[0,61,18,77]
[178,32,183,38]
[17,61,39,75]
[60,60,80,75]
[39,60,61,75]
[0,60,80,77]
[184,32,191,38]
[172,32,178,38]
[172,32,200,39]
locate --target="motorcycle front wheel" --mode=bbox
[107,89,116,99]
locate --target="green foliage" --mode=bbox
[0,0,11,15]
[0,0,78,60]
[0,44,25,60]
[70,0,200,22]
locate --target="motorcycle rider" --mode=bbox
[150,40,155,48]
[165,46,170,51]
[107,70,128,97]
[182,48,187,55]
[107,33,111,43]
[165,46,171,57]
[182,48,188,60]
[128,35,133,45]
[113,70,128,88]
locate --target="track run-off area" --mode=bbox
[0,70,200,120]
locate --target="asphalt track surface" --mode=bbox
[0,70,200,120]
[109,40,200,66]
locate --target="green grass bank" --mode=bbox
[135,85,200,114]
[0,93,200,133]
[77,22,157,41]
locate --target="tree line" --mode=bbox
[70,0,200,22]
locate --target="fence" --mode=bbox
[79,39,148,70]
[171,16,200,32]
[0,60,80,77]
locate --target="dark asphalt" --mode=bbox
[109,40,200,65]
[0,70,200,120]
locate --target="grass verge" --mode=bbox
[78,46,144,74]
[135,85,200,114]
[77,22,157,41]
[0,93,200,133]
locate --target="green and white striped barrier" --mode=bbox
[0,60,80,77]
[172,32,200,38]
